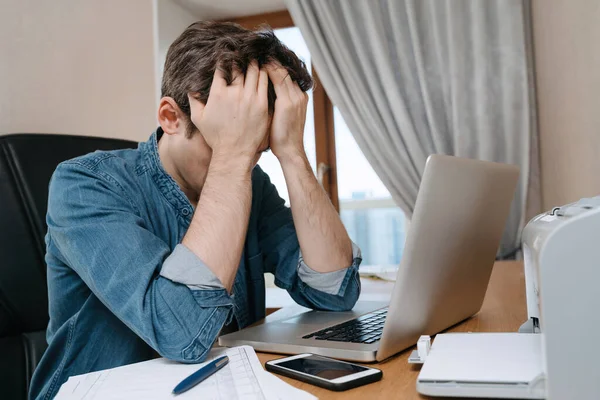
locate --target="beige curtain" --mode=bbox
[286,0,540,256]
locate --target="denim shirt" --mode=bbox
[30,130,362,400]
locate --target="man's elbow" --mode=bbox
[149,297,233,363]
[153,321,222,364]
[309,273,362,312]
[336,276,361,311]
[156,342,212,364]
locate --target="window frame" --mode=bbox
[226,11,340,211]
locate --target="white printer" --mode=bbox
[520,196,600,399]
[416,197,600,399]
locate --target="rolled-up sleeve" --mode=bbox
[297,241,362,295]
[160,244,225,290]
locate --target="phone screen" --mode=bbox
[277,354,368,380]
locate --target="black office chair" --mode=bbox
[0,133,138,400]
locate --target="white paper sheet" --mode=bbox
[55,345,315,400]
[258,371,317,400]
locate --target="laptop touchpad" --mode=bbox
[280,312,348,325]
[279,302,388,326]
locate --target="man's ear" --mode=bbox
[157,97,187,135]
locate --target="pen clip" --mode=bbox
[215,356,228,368]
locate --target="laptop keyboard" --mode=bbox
[301,308,388,344]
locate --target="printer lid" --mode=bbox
[417,333,545,399]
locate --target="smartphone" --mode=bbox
[265,353,382,391]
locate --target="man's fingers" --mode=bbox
[187,93,205,122]
[265,63,290,99]
[231,68,244,86]
[258,68,268,103]
[288,78,307,104]
[210,67,227,91]
[244,61,259,91]
[281,72,299,96]
[265,63,308,105]
[265,63,289,86]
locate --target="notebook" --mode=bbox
[55,345,315,400]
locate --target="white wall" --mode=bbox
[154,0,199,104]
[532,0,600,209]
[0,0,157,141]
[173,0,285,20]
[0,0,291,142]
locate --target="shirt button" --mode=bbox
[182,208,190,216]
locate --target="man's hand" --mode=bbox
[182,62,270,292]
[188,61,270,161]
[266,64,309,162]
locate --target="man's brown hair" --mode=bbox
[162,21,314,136]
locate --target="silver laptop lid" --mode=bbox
[376,155,519,361]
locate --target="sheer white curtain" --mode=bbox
[286,0,540,256]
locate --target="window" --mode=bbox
[334,108,407,267]
[230,14,407,268]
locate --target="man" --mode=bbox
[30,21,361,399]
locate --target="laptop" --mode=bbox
[219,155,520,362]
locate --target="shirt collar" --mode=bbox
[141,127,194,218]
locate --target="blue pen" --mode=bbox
[172,355,229,395]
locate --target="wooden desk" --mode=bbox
[257,261,527,399]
